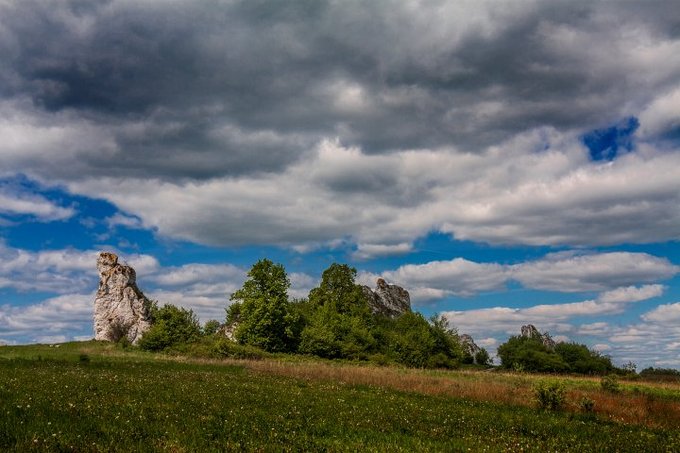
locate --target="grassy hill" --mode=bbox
[1,341,679,451]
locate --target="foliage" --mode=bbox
[640,367,680,382]
[229,259,300,352]
[475,348,491,366]
[299,264,376,359]
[202,319,221,336]
[534,381,566,411]
[554,342,615,375]
[497,336,568,373]
[580,396,595,413]
[601,374,621,393]
[138,302,202,351]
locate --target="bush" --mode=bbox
[601,374,621,393]
[475,348,491,366]
[554,342,614,375]
[497,336,568,373]
[534,381,566,411]
[138,303,202,351]
[203,319,221,336]
[579,396,595,413]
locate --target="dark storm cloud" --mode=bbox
[2,0,680,182]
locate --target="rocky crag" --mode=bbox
[521,324,556,349]
[460,334,481,357]
[361,278,411,318]
[94,252,151,344]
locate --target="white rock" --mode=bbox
[93,252,151,344]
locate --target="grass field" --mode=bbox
[1,341,679,451]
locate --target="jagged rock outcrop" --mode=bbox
[362,278,411,318]
[94,252,151,344]
[520,324,556,350]
[460,334,481,358]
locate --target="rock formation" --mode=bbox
[94,252,151,344]
[362,278,411,317]
[460,334,481,358]
[520,324,556,349]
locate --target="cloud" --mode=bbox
[367,252,676,302]
[0,183,74,221]
[352,242,413,260]
[441,284,664,337]
[0,2,678,249]
[641,302,680,324]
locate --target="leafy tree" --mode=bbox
[138,302,202,351]
[299,263,376,359]
[497,335,568,373]
[554,342,614,374]
[203,319,221,336]
[475,348,491,366]
[228,259,299,352]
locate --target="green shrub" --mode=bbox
[534,381,566,411]
[138,303,202,351]
[601,375,621,393]
[212,338,269,360]
[579,396,595,413]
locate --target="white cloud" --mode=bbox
[442,285,663,337]
[641,302,680,324]
[0,189,74,221]
[352,242,413,260]
[366,252,676,303]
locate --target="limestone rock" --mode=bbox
[362,278,411,317]
[94,252,151,344]
[520,324,556,350]
[460,334,481,358]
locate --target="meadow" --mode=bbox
[1,341,679,452]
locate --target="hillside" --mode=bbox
[1,341,679,451]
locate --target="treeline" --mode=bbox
[135,258,627,375]
[497,334,618,374]
[138,259,484,369]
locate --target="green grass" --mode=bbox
[1,342,679,451]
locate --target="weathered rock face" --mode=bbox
[520,324,556,349]
[94,252,151,344]
[460,334,481,358]
[362,278,411,317]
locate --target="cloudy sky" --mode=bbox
[1,0,679,368]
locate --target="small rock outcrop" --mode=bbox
[94,252,151,344]
[362,278,411,318]
[460,334,481,358]
[520,324,556,350]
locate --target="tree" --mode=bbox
[228,259,299,352]
[203,319,221,336]
[138,302,202,351]
[475,348,491,366]
[554,342,614,374]
[497,335,568,372]
[299,263,376,359]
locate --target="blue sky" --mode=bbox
[1,1,679,368]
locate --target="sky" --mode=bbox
[1,0,679,368]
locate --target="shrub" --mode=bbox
[534,381,566,411]
[203,319,221,336]
[579,396,595,413]
[601,374,621,393]
[138,303,202,351]
[497,335,568,373]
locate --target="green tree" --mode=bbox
[229,259,299,352]
[138,302,202,351]
[203,319,221,336]
[299,263,376,359]
[497,335,568,373]
[475,348,491,366]
[554,342,614,374]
